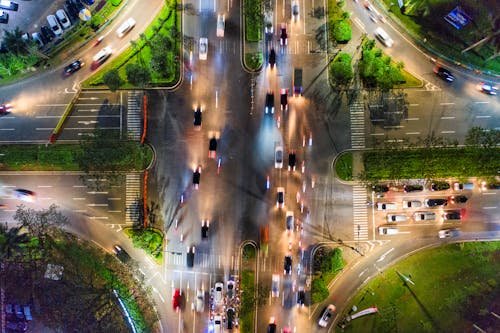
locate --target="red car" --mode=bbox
[172,289,181,311]
[0,103,12,115]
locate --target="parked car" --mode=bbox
[56,9,71,29]
[431,181,450,191]
[443,210,463,220]
[453,182,474,191]
[32,32,44,47]
[226,279,235,299]
[41,25,55,42]
[413,211,436,221]
[424,198,448,207]
[47,14,63,36]
[403,184,423,192]
[376,202,397,211]
[318,304,336,327]
[0,1,18,11]
[387,214,407,223]
[481,181,500,191]
[372,184,389,193]
[448,195,468,204]
[0,10,9,24]
[212,315,222,333]
[438,228,460,239]
[402,200,422,208]
[378,226,398,235]
[434,66,455,82]
[226,307,235,330]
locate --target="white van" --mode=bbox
[116,17,136,38]
[414,211,436,221]
[379,227,398,235]
[47,14,63,36]
[387,214,407,223]
[377,202,397,211]
[374,27,393,47]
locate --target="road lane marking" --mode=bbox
[108,210,122,213]
[87,191,109,194]
[376,247,395,262]
[37,185,52,188]
[405,132,420,135]
[440,102,455,105]
[475,115,491,119]
[474,101,489,104]
[88,216,108,220]
[441,131,455,134]
[483,206,497,209]
[0,128,15,131]
[353,17,365,31]
[359,268,368,277]
[370,133,385,136]
[73,185,86,188]
[405,117,419,120]
[384,125,404,129]
[72,198,86,200]
[409,104,419,107]
[108,198,121,200]
[482,192,497,195]
[87,203,109,207]
[440,116,455,119]
[72,209,87,213]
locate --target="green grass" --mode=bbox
[239,270,255,333]
[83,1,180,88]
[395,67,423,88]
[244,0,261,42]
[0,143,153,171]
[342,242,500,333]
[381,0,500,74]
[244,53,263,71]
[335,152,353,181]
[363,147,500,181]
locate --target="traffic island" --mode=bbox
[340,241,500,332]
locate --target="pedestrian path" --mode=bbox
[350,96,365,149]
[127,91,142,141]
[125,173,141,225]
[352,185,369,241]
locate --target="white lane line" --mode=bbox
[37,185,53,188]
[108,198,121,200]
[108,210,122,213]
[441,131,456,134]
[476,115,491,119]
[376,248,395,262]
[353,17,365,31]
[359,268,368,277]
[441,116,455,119]
[88,216,108,220]
[482,192,497,195]
[383,125,404,129]
[72,198,86,200]
[87,203,109,207]
[483,206,497,209]
[406,132,420,135]
[474,101,489,104]
[73,185,86,188]
[409,104,419,106]
[370,133,385,136]
[405,117,419,120]
[73,209,87,213]
[440,102,455,105]
[0,128,15,131]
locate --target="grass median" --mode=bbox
[342,241,500,332]
[0,143,153,171]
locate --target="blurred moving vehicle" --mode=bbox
[434,66,455,82]
[196,289,204,312]
[208,137,217,158]
[267,317,277,333]
[477,82,498,95]
[297,286,305,307]
[276,187,285,208]
[64,59,84,76]
[438,228,460,238]
[280,23,287,45]
[265,91,275,114]
[186,246,195,267]
[199,37,208,60]
[288,151,296,171]
[201,220,209,239]
[172,289,181,311]
[0,103,12,114]
[274,145,283,168]
[192,165,201,189]
[280,88,288,110]
[374,27,393,47]
[285,211,294,233]
[113,244,130,263]
[13,189,35,202]
[284,255,292,275]
[216,14,225,37]
[116,17,136,38]
[291,0,299,21]
[92,46,112,69]
[226,278,235,299]
[318,304,336,327]
[212,314,222,333]
[271,274,280,297]
[269,48,276,68]
[194,107,202,130]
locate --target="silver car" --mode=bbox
[196,289,204,312]
[402,200,422,208]
[414,211,436,221]
[214,282,224,304]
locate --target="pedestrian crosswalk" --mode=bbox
[350,98,365,149]
[127,91,142,141]
[353,185,369,241]
[125,173,141,225]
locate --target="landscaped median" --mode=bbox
[124,227,164,263]
[340,241,500,332]
[0,143,153,171]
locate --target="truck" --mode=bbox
[293,68,303,97]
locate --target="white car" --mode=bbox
[318,304,336,327]
[56,9,71,29]
[438,228,460,239]
[93,46,113,64]
[413,211,436,221]
[196,289,204,312]
[13,189,36,202]
[214,282,224,304]
[275,145,283,169]
[116,17,136,38]
[216,14,225,37]
[291,0,300,21]
[402,200,422,208]
[271,274,280,297]
[199,37,208,60]
[376,202,397,211]
[47,14,63,36]
[386,214,407,223]
[226,279,235,299]
[212,315,222,333]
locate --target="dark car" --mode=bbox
[64,0,80,20]
[449,195,468,204]
[193,165,201,189]
[41,25,55,42]
[269,48,276,68]
[425,198,448,207]
[265,91,274,114]
[0,10,9,24]
[5,320,27,332]
[297,287,305,307]
[280,23,287,45]
[113,244,131,263]
[194,107,202,129]
[477,82,498,95]
[443,210,462,220]
[372,184,389,193]
[208,137,217,158]
[186,246,195,267]
[431,181,450,191]
[268,318,277,333]
[226,307,235,330]
[64,59,84,76]
[280,88,288,110]
[434,66,455,82]
[284,255,292,275]
[201,220,209,239]
[81,0,95,5]
[288,151,296,171]
[403,184,423,192]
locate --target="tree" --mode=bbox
[102,69,124,91]
[0,224,29,260]
[330,52,353,86]
[125,63,151,87]
[2,27,28,55]
[333,20,352,43]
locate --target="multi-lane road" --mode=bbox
[0,0,499,332]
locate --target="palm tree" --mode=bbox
[2,27,28,55]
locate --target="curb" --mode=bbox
[50,89,81,143]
